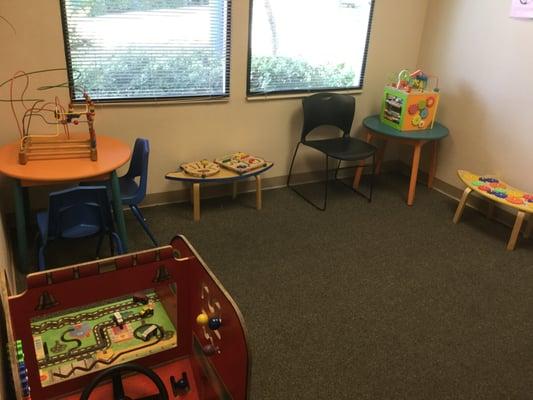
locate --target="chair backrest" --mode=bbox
[123,138,149,202]
[46,186,114,239]
[300,93,355,141]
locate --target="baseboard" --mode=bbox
[143,161,402,208]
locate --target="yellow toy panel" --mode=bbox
[402,92,440,130]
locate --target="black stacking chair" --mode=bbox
[287,93,377,210]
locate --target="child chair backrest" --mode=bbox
[124,138,149,202]
[46,186,113,239]
[300,93,355,141]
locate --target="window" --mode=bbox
[247,0,374,96]
[60,0,231,102]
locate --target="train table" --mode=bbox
[2,236,250,399]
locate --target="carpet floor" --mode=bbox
[23,173,533,399]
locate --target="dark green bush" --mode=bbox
[249,56,357,94]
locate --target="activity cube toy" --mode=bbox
[380,69,440,131]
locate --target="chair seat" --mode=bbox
[304,137,377,161]
[83,178,139,205]
[119,178,140,205]
[37,210,102,240]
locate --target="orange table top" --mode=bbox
[0,135,131,184]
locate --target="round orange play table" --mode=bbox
[0,135,131,272]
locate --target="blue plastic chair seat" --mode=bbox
[119,178,139,205]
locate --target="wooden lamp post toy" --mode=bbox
[380,69,440,131]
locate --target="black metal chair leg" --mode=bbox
[287,142,302,186]
[287,144,330,211]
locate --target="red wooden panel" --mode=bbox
[115,254,134,270]
[50,267,75,283]
[26,273,48,289]
[137,249,157,265]
[78,262,99,278]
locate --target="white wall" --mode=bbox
[0,0,428,199]
[417,0,533,191]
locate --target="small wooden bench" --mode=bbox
[453,170,533,250]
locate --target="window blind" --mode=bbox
[61,0,231,102]
[247,0,374,96]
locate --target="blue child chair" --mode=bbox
[118,138,158,246]
[81,138,158,246]
[36,186,124,270]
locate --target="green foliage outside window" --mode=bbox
[249,56,356,94]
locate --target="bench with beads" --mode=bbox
[453,170,533,250]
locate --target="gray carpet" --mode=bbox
[31,173,533,399]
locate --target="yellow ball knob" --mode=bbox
[196,313,209,325]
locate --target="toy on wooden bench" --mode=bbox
[215,152,267,174]
[453,170,533,250]
[380,69,440,131]
[180,159,220,178]
[1,70,97,165]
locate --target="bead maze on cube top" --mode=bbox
[380,69,440,131]
[0,69,97,165]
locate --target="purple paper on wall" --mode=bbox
[510,0,533,18]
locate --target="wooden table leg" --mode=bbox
[407,143,422,206]
[428,140,438,189]
[255,175,262,210]
[507,211,526,251]
[193,183,200,221]
[232,181,238,199]
[353,131,373,189]
[375,139,387,175]
[110,171,128,252]
[13,180,30,273]
[453,187,472,224]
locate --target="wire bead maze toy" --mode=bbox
[1,69,98,165]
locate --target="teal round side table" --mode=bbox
[353,115,449,205]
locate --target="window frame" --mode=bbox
[246,0,375,98]
[59,0,233,104]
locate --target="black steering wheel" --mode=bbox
[80,363,169,400]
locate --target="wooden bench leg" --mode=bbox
[453,187,472,224]
[507,211,526,251]
[193,183,200,221]
[255,175,262,210]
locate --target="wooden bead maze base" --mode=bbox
[19,136,97,165]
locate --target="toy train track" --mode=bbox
[31,295,159,334]
[52,326,166,380]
